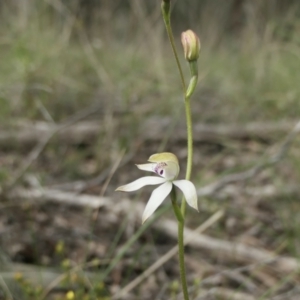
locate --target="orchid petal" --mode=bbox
[136,163,155,173]
[142,181,172,223]
[116,176,166,192]
[173,180,198,211]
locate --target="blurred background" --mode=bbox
[1,0,300,299]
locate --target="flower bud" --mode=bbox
[181,30,200,62]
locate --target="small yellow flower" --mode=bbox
[66,290,75,300]
[55,240,64,254]
[116,152,198,223]
[13,272,23,281]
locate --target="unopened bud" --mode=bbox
[181,30,200,62]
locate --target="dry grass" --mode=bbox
[1,1,300,299]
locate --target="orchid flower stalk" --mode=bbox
[116,2,200,299]
[161,3,200,300]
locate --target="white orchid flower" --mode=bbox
[116,152,198,223]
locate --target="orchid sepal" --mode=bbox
[142,181,173,223]
[173,179,198,211]
[115,176,166,192]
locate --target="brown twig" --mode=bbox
[48,151,135,193]
[156,218,300,274]
[6,102,104,189]
[197,120,300,197]
[194,287,256,300]
[9,187,109,209]
[112,210,224,299]
[92,149,126,222]
[0,119,297,149]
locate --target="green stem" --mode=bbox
[178,220,189,300]
[184,61,198,189]
[170,187,184,223]
[185,88,196,183]
[161,2,186,93]
[161,3,199,300]
[181,95,193,217]
[170,186,190,300]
